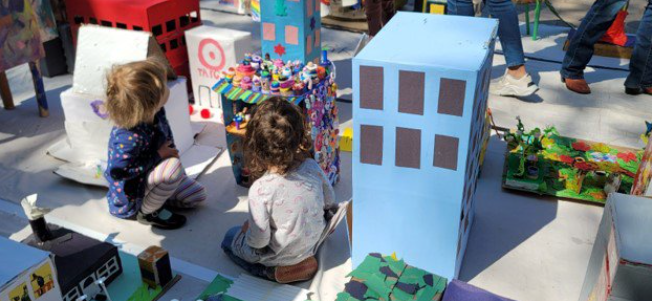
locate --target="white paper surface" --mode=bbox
[72,25,151,97]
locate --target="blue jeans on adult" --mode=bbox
[448,0,526,68]
[221,226,269,279]
[562,0,652,89]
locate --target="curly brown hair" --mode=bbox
[244,97,312,178]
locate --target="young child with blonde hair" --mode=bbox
[221,97,335,283]
[104,59,206,229]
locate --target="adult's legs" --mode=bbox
[484,0,526,70]
[446,0,476,17]
[561,0,628,80]
[625,0,652,90]
[381,0,395,26]
[365,0,383,36]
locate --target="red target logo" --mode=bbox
[198,39,226,71]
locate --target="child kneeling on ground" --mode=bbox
[221,97,336,283]
[104,59,207,229]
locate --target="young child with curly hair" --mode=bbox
[221,97,335,283]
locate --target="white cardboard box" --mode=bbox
[49,78,222,186]
[185,25,252,121]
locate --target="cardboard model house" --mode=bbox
[0,237,63,301]
[352,12,497,281]
[578,193,652,301]
[185,25,252,119]
[260,0,321,63]
[47,25,222,186]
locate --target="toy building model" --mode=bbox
[18,195,122,301]
[64,0,201,80]
[578,193,652,301]
[185,25,252,117]
[214,51,340,186]
[502,118,643,204]
[138,246,173,289]
[47,25,221,186]
[352,12,497,280]
[260,0,322,63]
[337,253,448,301]
[0,237,63,301]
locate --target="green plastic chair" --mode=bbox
[516,0,542,40]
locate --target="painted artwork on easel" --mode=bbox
[0,0,45,72]
[30,0,58,42]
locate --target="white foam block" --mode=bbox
[72,25,151,97]
[185,25,252,117]
[49,78,221,187]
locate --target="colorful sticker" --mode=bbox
[30,262,56,299]
[8,282,31,301]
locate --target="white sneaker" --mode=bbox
[490,71,539,97]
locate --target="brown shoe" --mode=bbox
[563,77,591,94]
[271,256,318,284]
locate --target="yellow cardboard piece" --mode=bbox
[430,4,445,14]
[341,127,353,152]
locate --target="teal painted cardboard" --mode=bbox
[352,12,498,281]
[260,0,321,63]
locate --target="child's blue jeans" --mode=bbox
[221,226,269,278]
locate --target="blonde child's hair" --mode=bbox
[105,59,168,129]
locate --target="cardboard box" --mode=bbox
[185,25,252,117]
[0,237,63,301]
[260,0,321,63]
[137,246,173,289]
[352,12,497,280]
[578,193,652,301]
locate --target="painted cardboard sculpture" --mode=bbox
[442,280,515,301]
[502,117,642,204]
[64,0,201,81]
[337,253,448,301]
[578,193,652,301]
[0,237,64,301]
[0,0,49,117]
[214,51,340,186]
[18,194,122,301]
[47,25,222,187]
[185,25,252,120]
[260,0,322,64]
[352,12,497,280]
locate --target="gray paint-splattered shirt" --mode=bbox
[232,159,336,266]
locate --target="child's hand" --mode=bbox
[158,141,179,159]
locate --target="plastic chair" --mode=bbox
[515,0,542,40]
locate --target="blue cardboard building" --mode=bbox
[352,12,498,280]
[260,0,321,63]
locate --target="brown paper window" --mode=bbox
[359,66,384,110]
[434,134,459,170]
